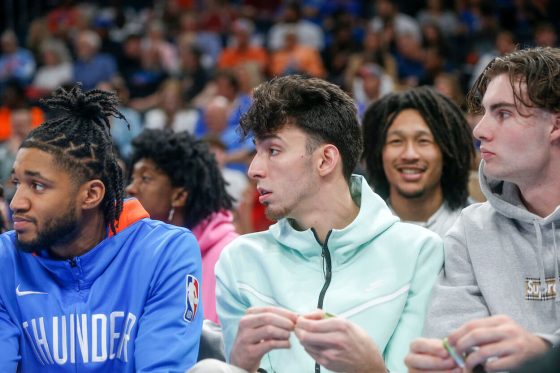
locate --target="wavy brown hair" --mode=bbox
[467,47,560,115]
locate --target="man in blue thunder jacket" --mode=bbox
[0,86,203,372]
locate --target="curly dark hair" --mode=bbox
[130,129,233,229]
[467,47,560,115]
[239,75,362,182]
[362,86,474,210]
[21,85,127,234]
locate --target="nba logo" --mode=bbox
[185,275,199,322]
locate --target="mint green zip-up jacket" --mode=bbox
[216,175,443,373]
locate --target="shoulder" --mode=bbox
[221,231,275,256]
[217,230,281,268]
[454,201,498,230]
[118,218,200,258]
[0,231,17,262]
[387,221,442,246]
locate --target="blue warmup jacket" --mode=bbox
[0,199,203,372]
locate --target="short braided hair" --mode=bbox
[21,85,128,234]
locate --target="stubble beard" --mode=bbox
[16,205,80,253]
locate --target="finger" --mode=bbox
[405,352,458,371]
[246,306,299,321]
[410,338,450,358]
[454,327,506,355]
[301,309,325,320]
[250,339,292,355]
[408,368,462,373]
[249,323,294,344]
[240,311,297,331]
[294,325,341,349]
[464,340,515,370]
[483,354,525,372]
[233,338,292,366]
[295,315,346,333]
[449,315,513,345]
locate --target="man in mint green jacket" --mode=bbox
[209,75,443,373]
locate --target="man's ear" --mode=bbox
[171,187,189,208]
[551,112,560,144]
[80,179,106,210]
[317,144,340,177]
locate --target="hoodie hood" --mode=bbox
[191,210,238,255]
[479,161,560,300]
[480,162,560,224]
[270,175,399,266]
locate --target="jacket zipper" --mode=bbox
[312,229,333,373]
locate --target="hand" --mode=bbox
[294,310,385,373]
[230,306,298,373]
[448,315,549,372]
[405,338,462,373]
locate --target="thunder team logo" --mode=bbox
[184,275,199,322]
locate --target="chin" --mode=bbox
[396,187,426,199]
[264,207,287,221]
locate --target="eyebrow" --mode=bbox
[486,102,517,112]
[11,169,55,183]
[255,134,283,145]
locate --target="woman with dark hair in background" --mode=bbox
[127,129,238,323]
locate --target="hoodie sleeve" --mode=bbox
[134,230,203,372]
[383,232,444,373]
[0,239,20,372]
[536,331,560,348]
[422,216,491,338]
[215,242,248,363]
[0,294,20,372]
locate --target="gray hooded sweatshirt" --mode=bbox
[423,162,560,346]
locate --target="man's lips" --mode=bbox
[396,166,425,181]
[12,216,35,231]
[479,147,496,160]
[257,187,272,204]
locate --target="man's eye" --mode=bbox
[32,182,45,192]
[270,148,280,156]
[498,111,511,120]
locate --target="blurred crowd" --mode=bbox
[0,0,558,233]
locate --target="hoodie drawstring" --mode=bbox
[533,220,547,297]
[553,222,559,302]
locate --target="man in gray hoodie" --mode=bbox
[406,47,560,372]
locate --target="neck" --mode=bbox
[517,173,560,218]
[389,188,444,222]
[292,176,359,244]
[50,210,107,259]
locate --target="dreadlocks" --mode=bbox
[362,86,474,210]
[20,85,127,234]
[130,129,234,229]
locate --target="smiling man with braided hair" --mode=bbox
[0,86,203,372]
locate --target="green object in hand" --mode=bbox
[323,312,336,318]
[443,337,465,368]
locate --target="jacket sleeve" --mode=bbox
[422,216,491,338]
[382,233,444,373]
[214,243,248,363]
[134,231,203,372]
[536,331,560,348]
[0,294,20,372]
